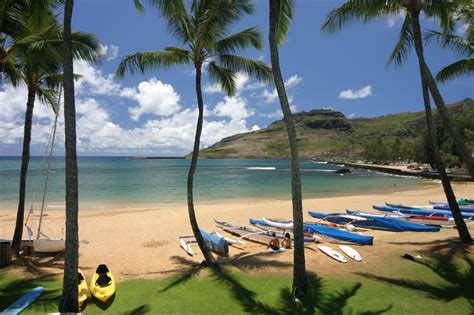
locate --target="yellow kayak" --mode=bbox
[90,264,116,303]
[78,269,88,309]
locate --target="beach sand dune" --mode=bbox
[1,183,473,280]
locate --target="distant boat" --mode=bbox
[246,167,276,170]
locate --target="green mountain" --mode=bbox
[198,98,474,160]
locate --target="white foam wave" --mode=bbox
[246,167,276,170]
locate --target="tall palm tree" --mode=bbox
[9,1,100,254]
[426,3,473,83]
[268,0,307,297]
[118,0,272,265]
[58,0,79,311]
[322,0,472,243]
[323,0,474,178]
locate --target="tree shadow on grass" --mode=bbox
[121,304,151,315]
[165,255,392,314]
[356,253,474,308]
[0,273,60,313]
[388,237,472,257]
[11,252,64,277]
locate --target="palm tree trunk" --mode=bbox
[187,63,216,266]
[11,87,35,255]
[410,9,472,244]
[269,0,307,297]
[410,10,474,177]
[59,0,79,312]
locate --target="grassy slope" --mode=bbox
[1,253,472,314]
[199,98,474,159]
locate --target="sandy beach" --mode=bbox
[1,182,473,281]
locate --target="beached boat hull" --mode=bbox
[249,219,320,243]
[346,210,454,227]
[33,238,65,253]
[372,205,474,220]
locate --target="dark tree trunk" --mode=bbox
[187,63,216,266]
[410,9,472,243]
[269,0,307,297]
[59,0,80,312]
[410,9,473,177]
[12,87,35,255]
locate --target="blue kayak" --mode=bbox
[304,223,374,245]
[0,287,44,315]
[308,211,439,232]
[433,205,474,213]
[372,205,474,220]
[200,229,228,256]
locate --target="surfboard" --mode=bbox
[1,287,44,315]
[317,245,347,263]
[339,245,362,261]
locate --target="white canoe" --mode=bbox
[318,245,347,263]
[263,218,294,229]
[339,245,362,261]
[33,238,65,253]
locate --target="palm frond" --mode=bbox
[425,30,473,57]
[321,0,401,33]
[206,61,236,96]
[218,54,272,83]
[116,49,191,77]
[36,87,60,114]
[145,0,192,43]
[423,0,458,34]
[275,0,294,45]
[214,27,262,55]
[387,14,413,67]
[436,58,474,82]
[134,0,145,14]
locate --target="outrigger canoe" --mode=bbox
[372,205,474,220]
[308,211,439,232]
[249,219,320,242]
[264,217,374,245]
[346,210,455,227]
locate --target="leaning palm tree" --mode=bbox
[426,2,473,83]
[322,0,472,243]
[59,0,79,311]
[10,2,100,254]
[268,0,307,297]
[324,0,474,178]
[118,0,272,265]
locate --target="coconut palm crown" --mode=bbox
[117,0,272,264]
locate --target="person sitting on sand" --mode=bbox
[267,232,280,251]
[282,233,292,249]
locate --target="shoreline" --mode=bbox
[1,182,473,281]
[0,178,437,211]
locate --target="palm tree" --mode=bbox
[323,0,474,179]
[322,0,472,243]
[9,1,100,255]
[58,0,79,311]
[426,3,473,83]
[117,0,272,265]
[268,0,307,297]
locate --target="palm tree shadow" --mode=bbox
[0,274,60,313]
[356,253,474,308]
[165,255,391,314]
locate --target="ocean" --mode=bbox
[0,157,429,209]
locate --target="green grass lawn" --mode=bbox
[1,252,473,314]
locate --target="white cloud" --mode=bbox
[74,60,121,95]
[99,44,119,61]
[348,113,357,118]
[339,85,372,100]
[122,78,181,120]
[259,75,302,104]
[251,125,261,131]
[213,96,254,120]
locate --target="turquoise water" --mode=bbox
[0,157,428,208]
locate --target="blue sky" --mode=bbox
[0,0,472,156]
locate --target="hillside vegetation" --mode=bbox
[199,99,474,166]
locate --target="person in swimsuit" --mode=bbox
[281,233,292,249]
[267,232,280,251]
